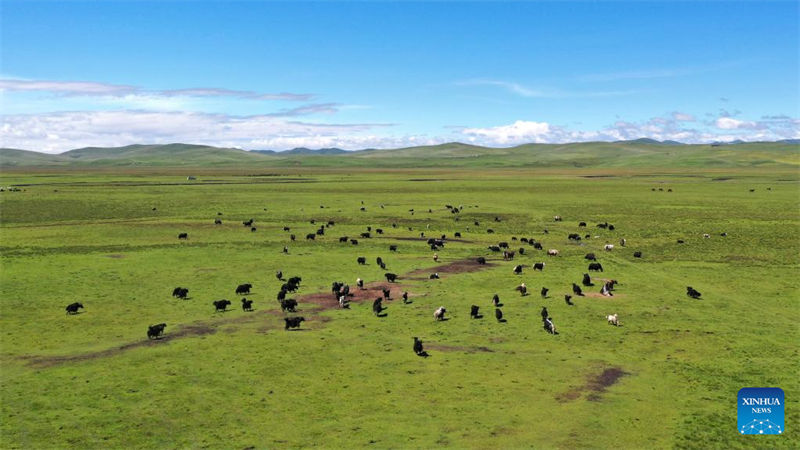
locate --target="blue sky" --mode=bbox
[1,1,798,152]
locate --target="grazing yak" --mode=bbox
[434,306,447,321]
[498,242,509,249]
[306,233,316,240]
[389,245,398,252]
[503,251,515,260]
[350,239,359,245]
[357,278,364,289]
[454,232,462,238]
[339,236,349,243]
[533,262,545,271]
[284,317,305,330]
[515,283,527,296]
[243,219,254,227]
[430,273,440,279]
[385,273,397,283]
[543,317,557,334]
[533,242,543,250]
[357,257,367,265]
[553,215,562,222]
[588,262,604,272]
[579,221,587,227]
[633,251,642,258]
[276,271,284,281]
[376,256,384,266]
[65,302,84,314]
[572,283,584,296]
[213,299,232,312]
[585,252,597,261]
[147,323,167,339]
[376,228,383,234]
[372,298,384,315]
[495,308,504,322]
[620,238,627,246]
[235,283,252,295]
[568,233,581,241]
[547,249,559,256]
[382,288,391,300]
[540,287,549,298]
[492,294,501,307]
[677,239,685,244]
[513,265,523,275]
[172,287,189,299]
[413,337,426,356]
[402,291,410,304]
[470,305,480,319]
[582,273,593,286]
[686,286,702,299]
[607,313,619,326]
[433,253,439,262]
[277,289,287,301]
[241,298,254,311]
[600,282,614,297]
[477,257,487,265]
[178,233,188,240]
[290,235,296,241]
[564,295,574,306]
[488,245,501,252]
[519,247,525,255]
[214,219,222,225]
[284,226,291,231]
[540,306,549,321]
[360,232,371,238]
[281,298,298,312]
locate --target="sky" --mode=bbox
[1,0,798,153]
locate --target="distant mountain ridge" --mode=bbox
[1,139,798,169]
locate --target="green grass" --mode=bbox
[1,169,798,448]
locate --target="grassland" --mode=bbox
[1,167,798,449]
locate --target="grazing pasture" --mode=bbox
[1,169,798,448]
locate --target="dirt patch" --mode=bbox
[407,259,494,278]
[426,344,495,353]
[556,366,628,402]
[383,236,475,244]
[104,254,125,258]
[22,258,492,368]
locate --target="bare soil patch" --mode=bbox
[426,344,495,354]
[555,366,628,403]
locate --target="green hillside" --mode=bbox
[1,141,798,169]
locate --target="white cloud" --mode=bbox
[672,111,696,122]
[0,110,394,153]
[0,78,313,101]
[715,117,758,130]
[462,120,553,144]
[455,79,639,98]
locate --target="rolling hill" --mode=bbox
[1,140,797,169]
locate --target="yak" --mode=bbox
[284,317,305,330]
[147,323,166,339]
[235,283,252,295]
[241,298,254,311]
[213,299,231,312]
[65,302,84,314]
[385,273,397,283]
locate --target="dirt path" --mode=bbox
[21,257,495,368]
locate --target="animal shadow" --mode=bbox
[497,318,508,323]
[417,351,430,358]
[376,313,388,318]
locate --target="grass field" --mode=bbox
[1,168,798,449]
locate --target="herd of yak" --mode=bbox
[65,203,709,356]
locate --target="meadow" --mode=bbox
[1,168,798,449]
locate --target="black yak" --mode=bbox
[178,233,188,239]
[241,298,254,311]
[284,317,305,330]
[235,283,252,295]
[213,299,231,312]
[147,323,166,339]
[385,273,397,283]
[65,302,84,314]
